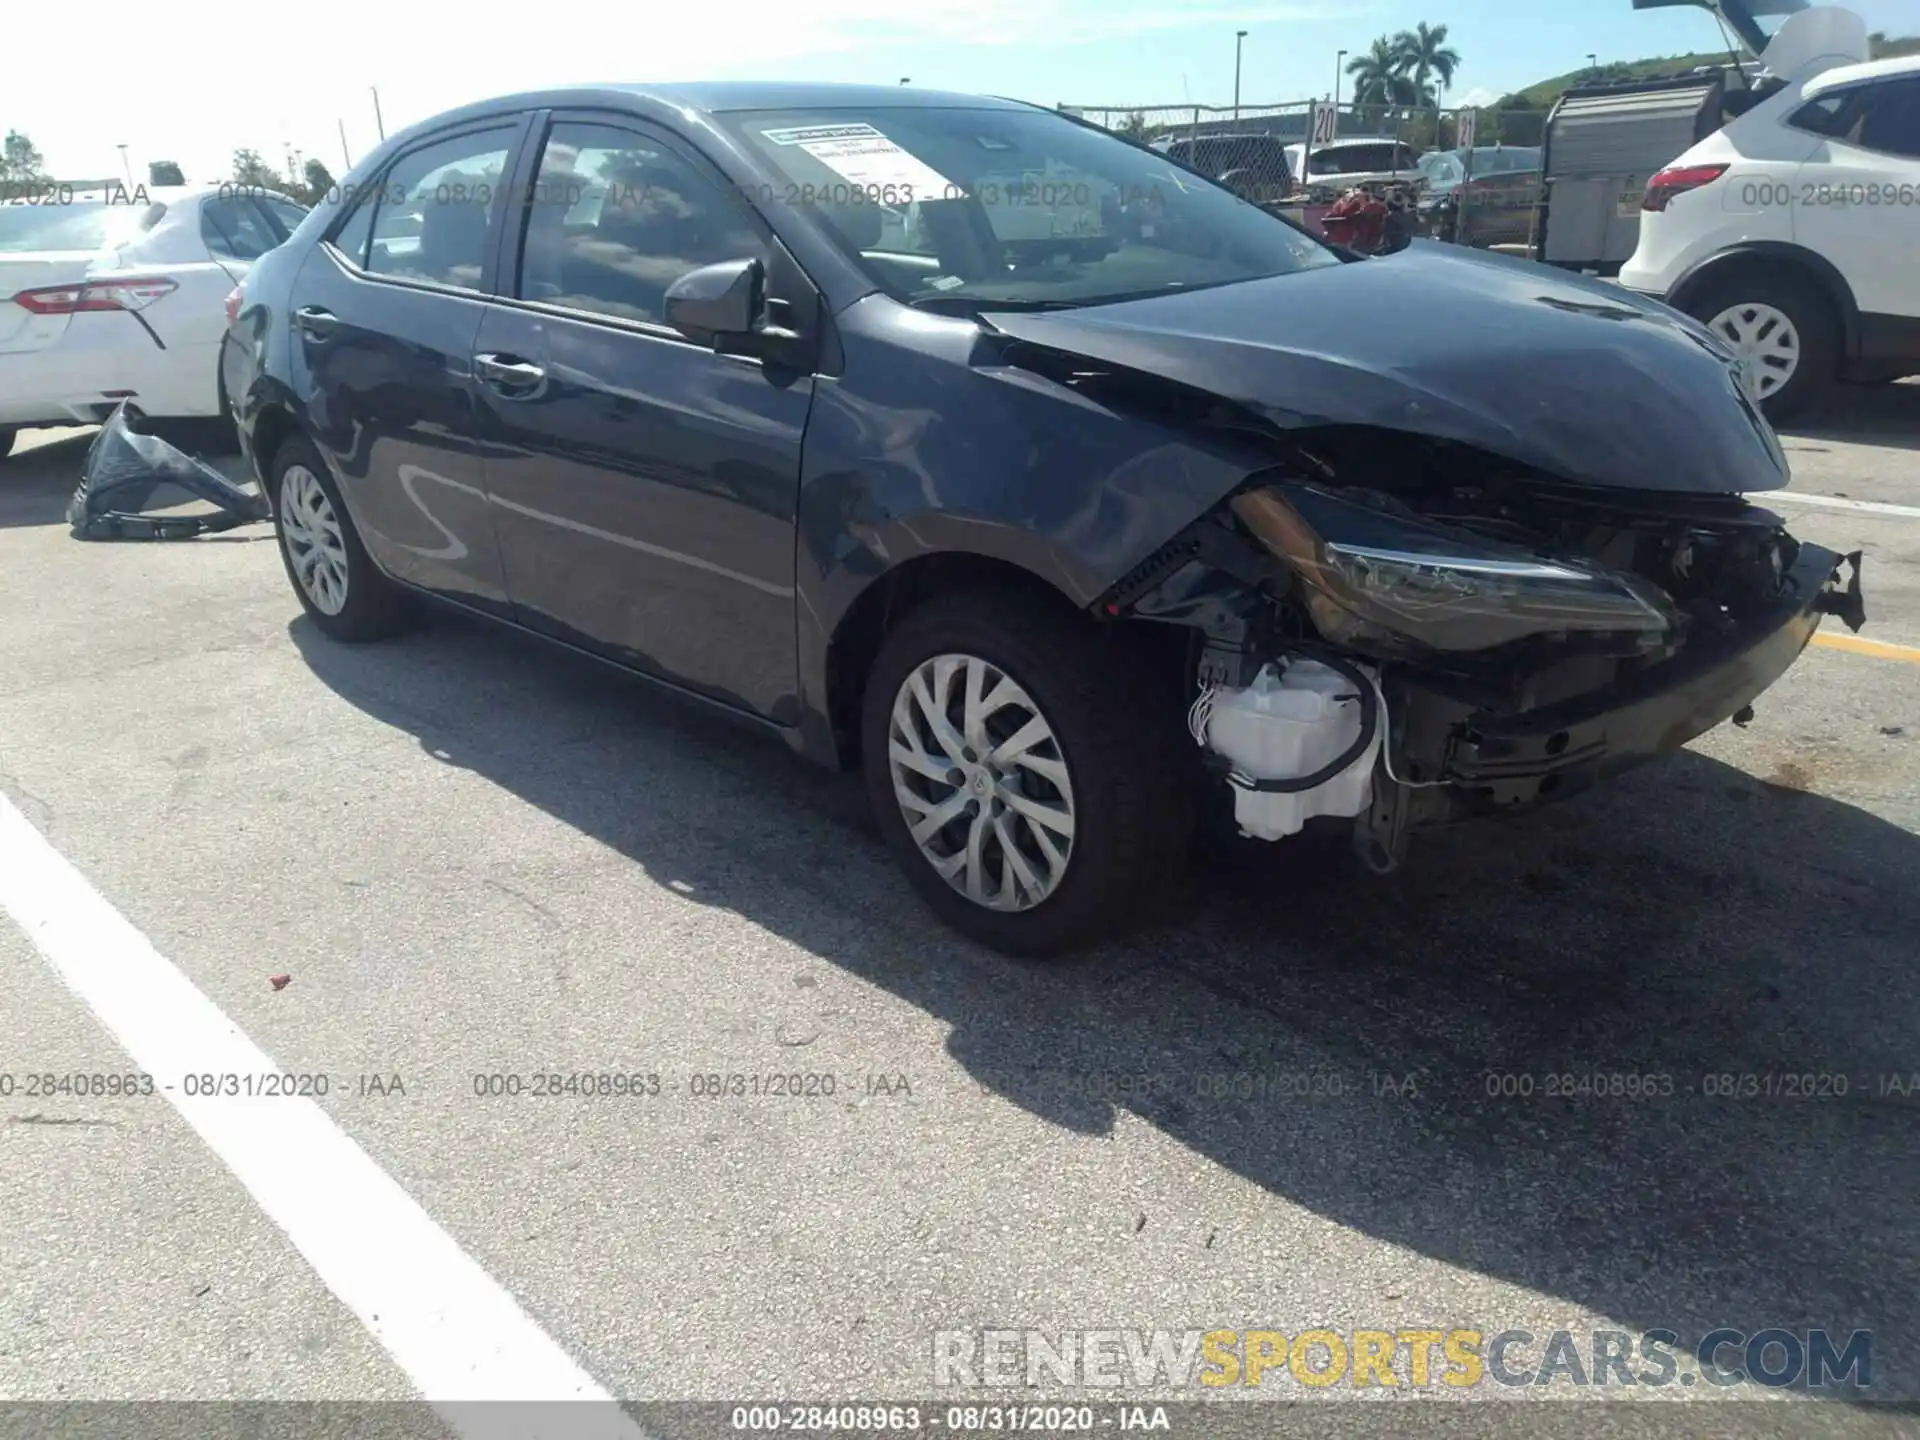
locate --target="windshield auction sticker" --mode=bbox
[760,122,957,198]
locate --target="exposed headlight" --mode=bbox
[1232,483,1679,654]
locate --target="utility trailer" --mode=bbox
[1533,73,1731,274]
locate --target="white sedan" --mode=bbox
[0,185,308,459]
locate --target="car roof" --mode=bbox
[449,81,1038,118]
[1803,51,1920,98]
[366,82,1049,158]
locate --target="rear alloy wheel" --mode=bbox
[861,592,1190,957]
[268,435,413,642]
[1691,274,1837,421]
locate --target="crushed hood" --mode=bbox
[984,243,1790,496]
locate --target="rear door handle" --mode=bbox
[474,352,547,394]
[294,305,339,340]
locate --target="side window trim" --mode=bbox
[493,109,782,346]
[318,112,538,297]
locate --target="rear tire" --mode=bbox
[859,590,1192,958]
[268,434,414,642]
[0,428,15,461]
[1687,271,1838,422]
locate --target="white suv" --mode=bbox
[1620,53,1920,418]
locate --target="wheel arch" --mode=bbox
[246,403,303,508]
[1667,242,1862,359]
[819,550,1090,771]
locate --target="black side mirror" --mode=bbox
[664,257,764,344]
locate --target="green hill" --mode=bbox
[1499,51,1739,112]
[1498,32,1919,114]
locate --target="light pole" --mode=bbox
[340,119,352,170]
[116,144,131,187]
[1334,49,1347,123]
[899,77,910,85]
[370,87,386,141]
[1587,52,1599,77]
[1233,30,1248,119]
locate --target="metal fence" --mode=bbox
[1061,100,1550,250]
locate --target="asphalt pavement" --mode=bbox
[1,386,1916,1440]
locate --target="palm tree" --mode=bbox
[1393,21,1462,110]
[1347,36,1419,121]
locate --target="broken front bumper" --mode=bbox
[1396,542,1864,817]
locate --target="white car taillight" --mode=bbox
[224,285,244,327]
[11,276,179,314]
[1641,163,1729,212]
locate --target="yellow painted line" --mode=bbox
[1811,631,1920,663]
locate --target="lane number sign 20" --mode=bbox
[1310,101,1339,147]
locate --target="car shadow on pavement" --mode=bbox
[292,605,1920,1401]
[1785,379,1920,453]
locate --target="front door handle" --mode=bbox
[474,352,547,394]
[294,305,339,340]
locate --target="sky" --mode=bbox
[11,0,1916,184]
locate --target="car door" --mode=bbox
[472,113,816,722]
[1789,76,1920,327]
[288,120,528,614]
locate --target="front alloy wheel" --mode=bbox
[887,654,1076,912]
[860,591,1192,957]
[279,463,350,615]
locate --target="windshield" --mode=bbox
[0,200,160,254]
[719,106,1340,309]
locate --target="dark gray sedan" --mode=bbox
[222,83,1864,956]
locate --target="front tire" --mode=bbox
[860,591,1191,957]
[1688,272,1838,421]
[268,435,414,642]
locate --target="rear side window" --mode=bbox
[331,127,515,291]
[200,196,283,261]
[1855,78,1920,158]
[260,197,310,238]
[512,121,768,327]
[1787,90,1862,139]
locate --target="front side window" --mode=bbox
[331,127,514,290]
[720,106,1338,311]
[514,122,767,326]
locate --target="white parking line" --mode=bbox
[0,790,648,1440]
[1764,490,1920,519]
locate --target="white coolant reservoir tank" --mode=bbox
[1202,660,1381,842]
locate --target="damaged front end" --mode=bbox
[1102,432,1867,871]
